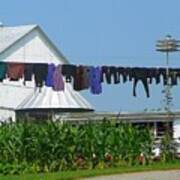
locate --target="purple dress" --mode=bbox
[53,65,65,91]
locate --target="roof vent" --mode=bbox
[0,22,4,27]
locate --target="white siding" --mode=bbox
[1,29,66,64]
[0,109,16,122]
[0,83,34,109]
[173,120,180,141]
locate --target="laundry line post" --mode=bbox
[156,35,180,135]
[165,43,171,113]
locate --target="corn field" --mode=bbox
[0,120,153,175]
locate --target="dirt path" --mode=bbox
[83,170,180,180]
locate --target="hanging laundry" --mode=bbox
[0,62,7,81]
[83,66,91,88]
[73,65,84,91]
[148,68,161,84]
[73,65,90,91]
[89,66,102,95]
[159,68,167,86]
[24,64,34,81]
[53,65,64,91]
[132,67,150,98]
[61,64,76,83]
[45,63,56,87]
[7,63,24,81]
[2,61,180,97]
[175,68,180,82]
[126,67,134,82]
[101,66,120,84]
[118,67,129,83]
[172,68,180,86]
[168,68,178,86]
[33,63,48,87]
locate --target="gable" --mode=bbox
[0,27,68,64]
[0,25,37,54]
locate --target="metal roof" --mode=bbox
[0,24,37,54]
[0,82,93,111]
[0,24,68,63]
[53,111,179,123]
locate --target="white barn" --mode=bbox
[0,24,93,121]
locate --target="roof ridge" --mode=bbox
[0,24,68,63]
[0,24,38,28]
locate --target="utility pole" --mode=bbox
[156,35,180,135]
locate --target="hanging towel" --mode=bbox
[7,63,24,81]
[89,66,102,95]
[33,63,48,87]
[45,63,56,87]
[53,65,64,91]
[0,62,7,81]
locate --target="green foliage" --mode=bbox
[0,120,153,175]
[160,131,176,163]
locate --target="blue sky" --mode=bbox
[1,0,180,112]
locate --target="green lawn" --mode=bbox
[0,161,180,180]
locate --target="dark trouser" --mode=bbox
[133,78,150,98]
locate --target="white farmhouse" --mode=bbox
[0,24,93,121]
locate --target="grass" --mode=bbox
[0,161,180,180]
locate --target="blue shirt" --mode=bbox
[89,66,102,94]
[45,63,56,87]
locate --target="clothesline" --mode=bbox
[0,61,179,97]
